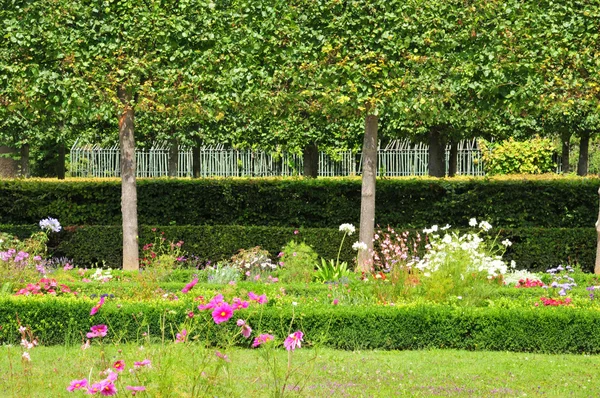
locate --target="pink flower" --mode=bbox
[333,299,339,305]
[197,294,224,311]
[254,274,261,281]
[175,329,187,343]
[248,291,259,301]
[293,230,299,235]
[113,360,125,372]
[241,324,252,338]
[88,382,104,394]
[90,296,106,316]
[212,302,233,324]
[257,294,268,305]
[125,386,146,395]
[215,351,230,362]
[232,297,249,310]
[67,379,88,391]
[236,319,246,327]
[187,311,194,318]
[283,331,304,351]
[99,382,117,396]
[252,333,274,348]
[86,324,108,339]
[181,278,198,294]
[134,359,151,368]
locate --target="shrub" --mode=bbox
[278,241,319,283]
[479,137,555,175]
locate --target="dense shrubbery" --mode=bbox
[2,295,600,353]
[0,177,597,228]
[479,137,556,175]
[1,224,594,272]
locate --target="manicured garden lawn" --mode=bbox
[2,344,600,397]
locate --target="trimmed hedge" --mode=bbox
[0,224,595,272]
[0,177,598,228]
[2,296,600,353]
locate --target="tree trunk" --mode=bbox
[428,127,445,177]
[118,87,139,271]
[358,114,378,272]
[0,146,18,178]
[577,130,590,176]
[193,137,201,178]
[168,136,178,178]
[303,142,319,178]
[448,140,458,177]
[561,131,571,174]
[20,144,30,177]
[57,142,66,180]
[596,187,600,274]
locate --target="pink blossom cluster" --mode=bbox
[14,278,76,296]
[86,324,108,339]
[68,359,148,395]
[538,297,572,306]
[196,292,266,324]
[515,278,545,288]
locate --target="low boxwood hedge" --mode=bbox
[2,296,600,353]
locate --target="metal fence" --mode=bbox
[70,139,485,178]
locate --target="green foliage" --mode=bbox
[206,263,241,284]
[0,177,598,229]
[479,138,556,175]
[314,259,351,283]
[278,241,319,283]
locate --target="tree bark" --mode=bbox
[428,127,445,177]
[193,137,201,178]
[118,87,139,271]
[577,130,590,176]
[448,140,458,177]
[596,187,600,274]
[303,142,319,178]
[358,114,378,272]
[20,144,30,178]
[561,131,571,174]
[57,142,66,179]
[168,136,178,178]
[0,146,18,178]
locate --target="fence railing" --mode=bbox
[69,139,486,178]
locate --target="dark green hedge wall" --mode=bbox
[1,224,594,272]
[2,297,600,353]
[0,177,597,228]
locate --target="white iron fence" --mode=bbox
[70,139,485,178]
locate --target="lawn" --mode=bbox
[2,344,599,397]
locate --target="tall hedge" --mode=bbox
[0,176,597,228]
[0,224,594,272]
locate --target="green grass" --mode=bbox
[2,344,600,397]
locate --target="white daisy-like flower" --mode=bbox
[479,221,492,232]
[469,218,477,227]
[501,239,512,247]
[352,241,368,251]
[339,223,356,235]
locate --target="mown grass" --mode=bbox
[2,343,599,397]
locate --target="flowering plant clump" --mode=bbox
[539,297,572,307]
[230,246,277,279]
[515,278,545,288]
[502,269,541,286]
[543,265,577,296]
[14,278,76,296]
[370,226,422,272]
[89,268,114,283]
[140,229,186,269]
[411,220,511,279]
[339,223,356,235]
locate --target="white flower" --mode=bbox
[423,225,439,234]
[457,296,463,300]
[39,217,62,233]
[469,218,477,227]
[478,221,492,232]
[501,239,512,247]
[292,302,298,306]
[510,260,516,268]
[22,352,31,361]
[352,241,368,251]
[339,223,356,235]
[441,224,451,230]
